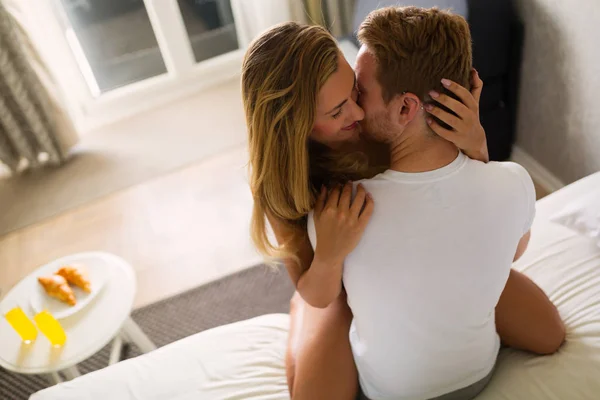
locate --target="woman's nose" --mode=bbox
[350,100,365,122]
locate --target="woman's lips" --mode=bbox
[342,121,358,131]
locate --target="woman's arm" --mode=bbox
[267,183,374,308]
[426,69,489,163]
[267,214,344,308]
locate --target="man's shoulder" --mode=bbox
[466,159,531,183]
[465,159,535,206]
[491,161,533,189]
[487,160,530,176]
[458,160,533,204]
[351,174,389,189]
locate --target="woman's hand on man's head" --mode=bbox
[424,69,489,163]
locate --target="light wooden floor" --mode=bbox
[0,146,262,308]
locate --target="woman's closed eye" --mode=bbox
[332,108,343,119]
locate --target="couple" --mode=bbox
[242,6,565,400]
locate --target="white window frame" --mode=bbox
[23,0,291,133]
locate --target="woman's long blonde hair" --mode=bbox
[242,22,369,262]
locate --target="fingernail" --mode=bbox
[367,193,373,199]
[441,78,451,87]
[426,117,433,124]
[429,90,439,98]
[424,103,434,111]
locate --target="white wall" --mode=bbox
[514,0,600,184]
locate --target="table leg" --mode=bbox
[45,371,62,385]
[62,366,81,380]
[109,335,124,365]
[121,317,156,354]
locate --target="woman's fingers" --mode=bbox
[325,185,341,209]
[425,103,465,133]
[315,185,327,215]
[427,91,470,121]
[351,184,367,218]
[339,182,353,209]
[440,78,478,112]
[426,117,459,143]
[470,69,483,105]
[358,193,374,224]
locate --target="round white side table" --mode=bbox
[0,252,156,384]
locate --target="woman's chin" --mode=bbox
[315,126,362,149]
[341,126,361,143]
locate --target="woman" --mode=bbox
[242,22,565,400]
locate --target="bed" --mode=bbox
[31,172,600,399]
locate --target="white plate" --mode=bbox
[30,255,109,320]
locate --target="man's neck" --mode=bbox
[389,127,459,173]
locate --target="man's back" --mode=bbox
[309,151,535,400]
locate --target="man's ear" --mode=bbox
[391,93,421,127]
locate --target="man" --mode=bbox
[344,7,536,400]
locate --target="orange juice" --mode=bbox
[34,311,66,347]
[4,307,38,343]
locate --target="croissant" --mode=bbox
[56,265,92,293]
[38,275,77,306]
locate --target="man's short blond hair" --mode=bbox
[358,6,472,106]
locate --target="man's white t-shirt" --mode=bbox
[308,152,536,400]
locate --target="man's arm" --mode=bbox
[514,230,531,262]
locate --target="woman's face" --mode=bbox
[311,53,365,148]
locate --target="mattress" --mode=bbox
[32,172,600,399]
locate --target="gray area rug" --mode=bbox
[0,264,294,400]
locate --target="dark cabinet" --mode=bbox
[469,0,523,160]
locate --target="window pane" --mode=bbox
[58,0,167,93]
[177,0,240,63]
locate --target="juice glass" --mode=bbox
[34,310,67,347]
[4,307,38,344]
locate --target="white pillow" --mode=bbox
[550,189,600,246]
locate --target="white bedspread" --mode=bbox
[480,218,600,398]
[32,173,600,400]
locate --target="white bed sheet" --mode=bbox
[30,314,291,400]
[32,173,600,400]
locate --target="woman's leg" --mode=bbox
[286,291,359,400]
[495,269,566,355]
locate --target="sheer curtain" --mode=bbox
[0,0,78,174]
[300,0,468,37]
[353,0,468,31]
[301,0,355,36]
[231,0,293,46]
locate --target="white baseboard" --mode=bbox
[510,146,566,193]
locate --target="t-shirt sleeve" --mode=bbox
[504,162,537,236]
